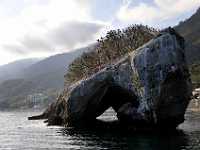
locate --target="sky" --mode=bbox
[0,0,200,65]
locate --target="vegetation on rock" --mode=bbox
[65,25,158,85]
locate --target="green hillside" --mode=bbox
[175,7,200,65]
[175,7,200,85]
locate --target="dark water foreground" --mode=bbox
[0,105,200,150]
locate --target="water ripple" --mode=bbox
[0,109,199,150]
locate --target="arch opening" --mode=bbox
[93,85,139,122]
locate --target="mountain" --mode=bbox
[0,58,40,83]
[175,7,200,65]
[0,46,90,109]
[23,48,87,89]
[175,7,200,84]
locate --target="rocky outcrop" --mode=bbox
[30,28,192,128]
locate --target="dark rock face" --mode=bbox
[30,28,192,128]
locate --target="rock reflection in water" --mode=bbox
[60,126,190,150]
[0,103,200,150]
[56,103,200,150]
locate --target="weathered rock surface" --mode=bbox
[30,28,192,128]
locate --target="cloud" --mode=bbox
[49,21,104,49]
[0,0,199,65]
[3,44,27,54]
[21,35,53,52]
[117,0,200,28]
[3,21,104,54]
[0,0,106,55]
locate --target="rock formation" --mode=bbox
[29,28,192,128]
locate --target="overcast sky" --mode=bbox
[0,0,200,65]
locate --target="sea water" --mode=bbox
[0,106,199,150]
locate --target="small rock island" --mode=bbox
[29,28,192,129]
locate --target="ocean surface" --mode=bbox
[0,102,200,150]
